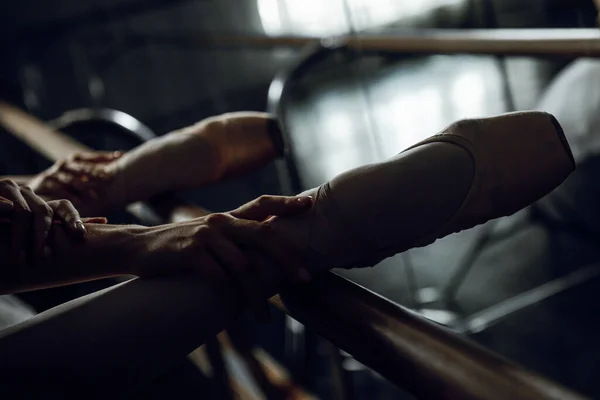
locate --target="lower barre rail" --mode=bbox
[89,28,600,58]
[272,273,587,400]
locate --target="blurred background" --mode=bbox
[3,0,600,398]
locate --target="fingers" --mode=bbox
[256,230,311,283]
[222,218,311,284]
[60,159,112,181]
[53,172,100,202]
[70,151,123,163]
[35,174,86,206]
[0,179,89,263]
[20,186,54,260]
[31,161,90,205]
[230,195,312,222]
[48,199,86,238]
[0,180,32,262]
[209,235,271,322]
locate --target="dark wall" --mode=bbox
[3,0,294,134]
[3,0,595,132]
[1,0,596,189]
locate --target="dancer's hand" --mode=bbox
[140,195,313,322]
[0,179,106,263]
[28,151,123,215]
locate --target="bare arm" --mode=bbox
[0,193,312,296]
[103,112,281,209]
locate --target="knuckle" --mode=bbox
[205,213,229,226]
[55,160,67,170]
[256,195,273,206]
[43,204,54,216]
[0,179,19,188]
[58,199,73,208]
[68,153,81,162]
[33,202,53,216]
[42,215,53,226]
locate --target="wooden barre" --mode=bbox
[119,28,600,58]
[273,273,587,400]
[0,102,91,159]
[0,102,164,223]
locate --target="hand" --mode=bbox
[0,179,106,263]
[28,151,123,214]
[140,195,313,322]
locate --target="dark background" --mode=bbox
[3,1,600,399]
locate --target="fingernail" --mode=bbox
[296,196,313,204]
[74,220,86,234]
[298,268,311,282]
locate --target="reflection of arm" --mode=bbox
[103,112,280,210]
[0,268,266,398]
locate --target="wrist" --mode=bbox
[52,223,150,277]
[121,223,182,277]
[202,113,278,179]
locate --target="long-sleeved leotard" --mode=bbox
[270,111,574,271]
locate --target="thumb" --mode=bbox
[230,195,312,221]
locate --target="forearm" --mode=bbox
[0,223,145,294]
[104,112,279,209]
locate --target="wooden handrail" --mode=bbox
[0,102,92,157]
[274,274,586,400]
[104,28,600,58]
[348,28,600,57]
[0,103,589,399]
